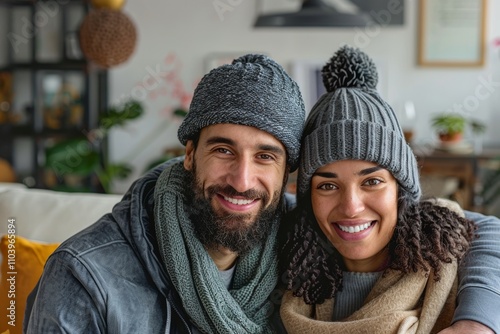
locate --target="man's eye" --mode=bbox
[216,148,231,154]
[259,153,273,160]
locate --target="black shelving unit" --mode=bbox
[0,0,108,190]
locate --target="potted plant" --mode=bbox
[44,100,143,193]
[431,113,486,143]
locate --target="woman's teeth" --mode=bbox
[338,222,372,233]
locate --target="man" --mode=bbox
[24,54,499,333]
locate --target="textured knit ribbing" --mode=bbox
[153,162,279,334]
[332,271,382,321]
[178,54,305,171]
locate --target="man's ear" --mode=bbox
[184,140,195,171]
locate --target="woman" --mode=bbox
[279,46,475,333]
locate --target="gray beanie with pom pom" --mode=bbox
[297,46,421,201]
[178,54,305,171]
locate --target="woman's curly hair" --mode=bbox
[278,190,476,305]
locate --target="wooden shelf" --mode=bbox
[0,1,107,191]
[413,144,500,212]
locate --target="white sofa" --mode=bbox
[0,183,122,334]
[0,182,122,243]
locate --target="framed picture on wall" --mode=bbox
[418,0,487,67]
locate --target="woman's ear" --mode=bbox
[184,140,195,171]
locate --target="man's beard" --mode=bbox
[186,162,285,255]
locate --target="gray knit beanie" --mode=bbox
[297,46,421,201]
[178,54,305,171]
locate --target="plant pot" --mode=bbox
[439,132,463,143]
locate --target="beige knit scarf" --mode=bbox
[281,260,457,334]
[282,198,464,334]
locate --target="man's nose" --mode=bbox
[226,157,256,193]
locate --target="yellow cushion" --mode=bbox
[0,235,59,334]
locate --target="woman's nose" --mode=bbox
[338,188,365,217]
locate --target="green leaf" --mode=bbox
[99,100,144,130]
[96,163,133,193]
[103,163,133,180]
[173,108,188,118]
[431,113,486,135]
[470,120,486,134]
[45,139,99,176]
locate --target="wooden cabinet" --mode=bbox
[0,0,107,190]
[414,145,500,212]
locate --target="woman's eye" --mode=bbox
[318,183,336,190]
[364,178,382,186]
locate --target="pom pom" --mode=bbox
[322,45,378,92]
[232,54,269,65]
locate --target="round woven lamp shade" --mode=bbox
[80,9,137,68]
[91,0,125,10]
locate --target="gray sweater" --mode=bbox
[333,271,383,321]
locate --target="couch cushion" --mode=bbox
[0,185,122,243]
[0,235,59,334]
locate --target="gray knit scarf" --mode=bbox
[154,162,279,334]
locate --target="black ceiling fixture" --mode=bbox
[254,0,373,28]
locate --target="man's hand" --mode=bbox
[438,320,494,334]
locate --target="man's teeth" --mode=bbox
[224,196,253,205]
[338,222,372,233]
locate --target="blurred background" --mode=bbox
[0,0,499,215]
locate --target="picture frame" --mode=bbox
[418,0,487,67]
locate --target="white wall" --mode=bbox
[103,0,500,193]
